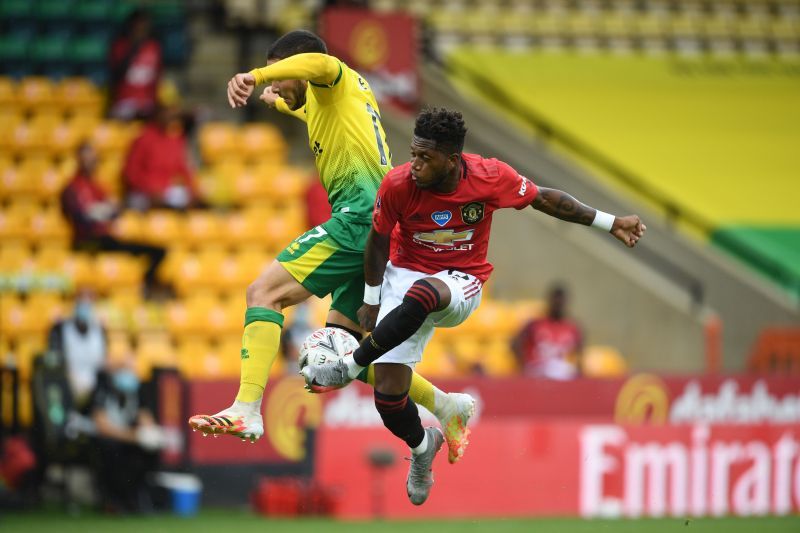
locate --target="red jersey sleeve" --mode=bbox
[372,171,406,235]
[495,161,538,210]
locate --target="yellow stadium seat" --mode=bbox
[90,121,129,158]
[582,345,628,378]
[0,295,57,340]
[196,168,236,208]
[267,167,307,202]
[184,210,222,246]
[170,248,225,296]
[0,242,33,272]
[482,340,518,377]
[141,210,184,246]
[17,77,56,113]
[48,119,85,158]
[59,253,94,290]
[218,248,269,291]
[199,122,239,164]
[0,110,24,153]
[1,157,51,198]
[27,292,68,327]
[0,77,16,108]
[110,209,144,241]
[231,162,274,203]
[0,208,29,244]
[95,155,124,199]
[176,338,212,379]
[135,332,176,379]
[28,207,71,245]
[93,253,145,293]
[239,123,288,164]
[224,210,264,247]
[55,77,103,117]
[165,293,216,337]
[10,337,47,381]
[107,331,134,364]
[217,336,245,378]
[416,340,459,378]
[66,114,101,143]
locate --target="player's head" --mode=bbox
[410,108,467,190]
[547,284,568,320]
[76,141,98,176]
[266,30,328,111]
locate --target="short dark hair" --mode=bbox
[413,107,467,155]
[267,30,327,60]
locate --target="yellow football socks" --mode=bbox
[236,307,284,403]
[363,364,437,413]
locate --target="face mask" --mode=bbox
[113,370,140,394]
[75,301,94,324]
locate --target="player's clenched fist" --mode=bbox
[227,72,256,108]
[259,86,280,108]
[611,215,646,248]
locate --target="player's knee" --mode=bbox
[246,275,275,307]
[374,389,410,416]
[402,279,442,318]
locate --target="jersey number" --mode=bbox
[366,103,388,166]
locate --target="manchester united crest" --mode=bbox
[460,202,485,224]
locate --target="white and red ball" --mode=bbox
[298,327,359,369]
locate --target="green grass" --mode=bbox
[1,509,799,533]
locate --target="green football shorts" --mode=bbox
[277,215,371,324]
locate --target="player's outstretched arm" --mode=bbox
[531,186,646,247]
[358,228,392,331]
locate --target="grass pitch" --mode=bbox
[1,509,798,533]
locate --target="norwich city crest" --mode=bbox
[460,202,485,224]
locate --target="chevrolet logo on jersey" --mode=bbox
[413,229,474,246]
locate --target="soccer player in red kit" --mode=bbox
[302,108,646,505]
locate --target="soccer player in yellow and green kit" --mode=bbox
[189,30,474,464]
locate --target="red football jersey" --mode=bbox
[372,153,538,282]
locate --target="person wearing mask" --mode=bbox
[47,290,107,412]
[90,357,164,513]
[60,142,167,294]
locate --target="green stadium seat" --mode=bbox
[0,33,30,64]
[68,35,108,65]
[0,0,34,23]
[33,0,77,23]
[74,0,115,25]
[30,34,70,64]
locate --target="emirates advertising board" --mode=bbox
[184,374,800,518]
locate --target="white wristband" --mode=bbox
[592,210,615,232]
[364,283,381,305]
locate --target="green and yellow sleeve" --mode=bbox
[250,53,341,86]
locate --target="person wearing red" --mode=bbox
[302,108,646,505]
[108,8,162,120]
[123,104,201,210]
[61,143,166,292]
[512,284,584,379]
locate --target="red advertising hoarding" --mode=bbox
[320,7,419,110]
[183,374,800,517]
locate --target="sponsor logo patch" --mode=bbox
[431,210,452,227]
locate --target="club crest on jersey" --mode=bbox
[460,202,485,224]
[431,210,452,227]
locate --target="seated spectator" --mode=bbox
[512,284,584,380]
[47,289,107,412]
[109,8,162,120]
[123,103,202,210]
[60,142,167,295]
[90,357,164,513]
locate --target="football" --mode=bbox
[298,326,360,369]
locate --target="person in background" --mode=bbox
[60,142,167,295]
[123,103,203,211]
[90,357,164,513]
[47,290,107,412]
[512,284,584,380]
[108,8,162,120]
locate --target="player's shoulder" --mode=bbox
[463,153,518,183]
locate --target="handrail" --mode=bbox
[443,56,800,300]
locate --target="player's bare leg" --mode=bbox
[189,261,311,442]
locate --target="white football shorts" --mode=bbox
[373,261,483,366]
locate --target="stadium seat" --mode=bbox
[28,207,72,245]
[106,331,134,364]
[140,210,184,247]
[231,163,277,203]
[17,77,57,113]
[110,210,144,241]
[55,77,103,116]
[0,77,17,108]
[90,121,130,158]
[239,123,288,164]
[582,345,628,378]
[165,293,218,337]
[0,207,29,245]
[184,211,223,246]
[93,253,145,293]
[199,122,239,165]
[58,252,94,290]
[265,167,307,202]
[135,332,176,379]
